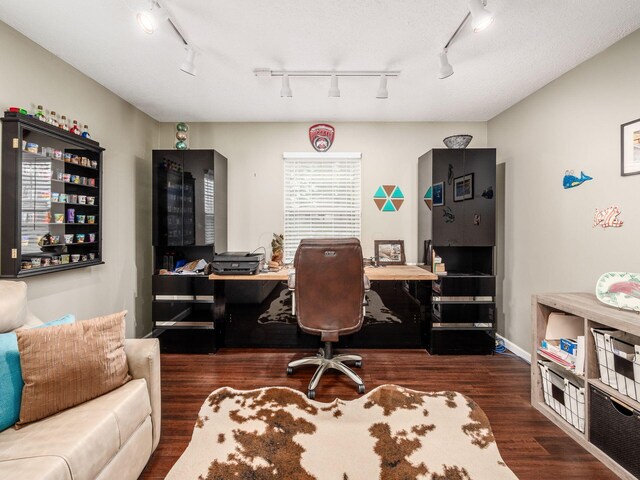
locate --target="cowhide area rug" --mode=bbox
[166,384,518,480]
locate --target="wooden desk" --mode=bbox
[208,264,437,281]
[208,264,435,350]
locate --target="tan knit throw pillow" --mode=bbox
[16,311,131,428]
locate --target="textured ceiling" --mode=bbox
[0,0,639,122]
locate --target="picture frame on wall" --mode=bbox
[621,118,640,176]
[453,173,474,201]
[374,240,406,265]
[432,182,444,206]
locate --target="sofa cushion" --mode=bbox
[0,379,150,480]
[16,311,131,427]
[0,281,28,333]
[0,456,72,480]
[0,315,75,432]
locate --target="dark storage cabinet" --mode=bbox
[1,112,104,277]
[153,149,227,249]
[152,149,227,352]
[418,148,496,354]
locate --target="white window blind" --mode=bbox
[283,153,361,263]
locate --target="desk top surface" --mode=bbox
[208,264,438,281]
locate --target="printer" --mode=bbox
[210,252,265,275]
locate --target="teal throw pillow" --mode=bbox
[0,314,75,431]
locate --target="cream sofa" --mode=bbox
[0,281,161,480]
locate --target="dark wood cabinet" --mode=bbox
[152,149,227,249]
[1,112,104,277]
[151,149,227,352]
[418,148,496,354]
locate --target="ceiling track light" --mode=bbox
[280,74,293,97]
[136,0,169,34]
[254,69,400,99]
[468,0,494,32]
[376,75,388,99]
[437,50,454,79]
[180,47,197,76]
[437,0,494,79]
[328,75,340,98]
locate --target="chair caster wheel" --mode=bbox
[354,360,362,368]
[307,390,316,399]
[358,384,365,394]
[286,367,294,375]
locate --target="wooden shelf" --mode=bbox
[532,293,640,480]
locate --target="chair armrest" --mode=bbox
[124,338,161,452]
[364,274,370,291]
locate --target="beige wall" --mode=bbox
[488,29,640,353]
[157,122,487,262]
[0,22,158,337]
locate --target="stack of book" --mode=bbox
[432,251,447,275]
[537,336,585,375]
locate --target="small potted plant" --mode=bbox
[270,233,284,268]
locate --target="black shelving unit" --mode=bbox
[418,148,496,354]
[151,149,227,353]
[1,111,104,277]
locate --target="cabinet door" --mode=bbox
[182,150,215,246]
[462,149,495,246]
[153,150,184,246]
[432,149,465,247]
[418,152,433,262]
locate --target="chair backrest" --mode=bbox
[293,238,364,342]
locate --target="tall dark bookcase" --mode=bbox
[152,149,227,352]
[418,148,496,354]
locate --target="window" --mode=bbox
[283,152,362,263]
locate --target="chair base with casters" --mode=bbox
[287,341,365,399]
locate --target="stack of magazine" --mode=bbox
[537,337,585,374]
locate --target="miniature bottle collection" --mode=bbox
[6,105,92,139]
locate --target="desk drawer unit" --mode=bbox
[152,275,213,296]
[429,274,496,355]
[432,302,495,329]
[432,274,495,299]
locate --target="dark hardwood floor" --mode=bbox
[140,349,617,480]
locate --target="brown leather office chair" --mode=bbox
[286,238,368,399]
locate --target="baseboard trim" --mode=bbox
[496,334,531,364]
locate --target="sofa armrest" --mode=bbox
[124,338,161,452]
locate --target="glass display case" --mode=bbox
[1,111,104,277]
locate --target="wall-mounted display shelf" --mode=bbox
[532,292,640,480]
[1,111,104,277]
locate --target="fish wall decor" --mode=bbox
[593,206,624,228]
[563,170,592,189]
[443,206,455,223]
[481,186,494,199]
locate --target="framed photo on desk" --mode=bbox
[375,240,406,265]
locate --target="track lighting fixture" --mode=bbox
[328,75,340,98]
[254,70,400,99]
[180,47,197,76]
[468,0,494,32]
[280,74,293,97]
[136,1,169,34]
[376,75,389,99]
[437,50,454,79]
[437,0,494,79]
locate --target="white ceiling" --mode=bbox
[1,1,639,122]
